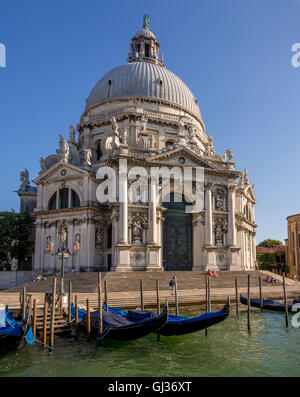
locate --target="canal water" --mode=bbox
[0,310,299,377]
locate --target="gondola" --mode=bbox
[240,295,300,313]
[71,304,168,342]
[0,305,33,355]
[103,301,230,336]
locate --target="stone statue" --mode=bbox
[59,134,64,147]
[244,168,249,184]
[20,168,29,189]
[205,134,215,156]
[60,140,70,163]
[226,148,233,161]
[69,124,76,143]
[215,194,224,211]
[112,117,119,136]
[120,128,128,145]
[140,115,147,133]
[100,120,121,158]
[238,176,243,188]
[83,148,92,166]
[215,224,223,246]
[188,126,197,143]
[132,217,143,244]
[222,152,227,161]
[95,229,104,249]
[39,157,46,174]
[149,134,155,149]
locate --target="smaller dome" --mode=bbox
[133,28,156,40]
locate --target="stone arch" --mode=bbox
[46,183,83,210]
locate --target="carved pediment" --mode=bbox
[33,161,90,185]
[147,147,215,169]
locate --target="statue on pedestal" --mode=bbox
[69,124,76,143]
[132,217,143,244]
[39,157,46,174]
[20,168,30,189]
[83,148,92,166]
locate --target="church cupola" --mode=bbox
[127,15,164,67]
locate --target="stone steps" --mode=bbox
[5,270,282,293]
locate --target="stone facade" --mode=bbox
[285,213,300,278]
[17,18,257,273]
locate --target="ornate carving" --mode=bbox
[214,218,228,247]
[130,251,145,265]
[95,228,104,249]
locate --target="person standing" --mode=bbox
[169,276,176,295]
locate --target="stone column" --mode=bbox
[83,218,95,272]
[119,170,128,244]
[148,179,157,245]
[34,221,42,273]
[83,127,90,149]
[228,185,237,246]
[205,184,213,246]
[67,220,74,271]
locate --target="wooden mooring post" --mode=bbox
[247,274,251,332]
[68,281,72,324]
[75,295,79,337]
[98,272,103,337]
[259,275,263,312]
[86,299,91,341]
[205,276,210,335]
[104,281,108,311]
[59,278,63,315]
[42,302,48,348]
[235,278,239,317]
[156,280,160,342]
[33,298,37,339]
[22,287,26,320]
[140,279,144,310]
[49,277,57,349]
[174,276,179,316]
[283,273,289,328]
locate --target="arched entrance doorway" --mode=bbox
[162,193,193,271]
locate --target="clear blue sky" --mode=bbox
[0,0,299,244]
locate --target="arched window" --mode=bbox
[59,188,69,209]
[165,140,174,149]
[96,141,102,161]
[48,193,57,210]
[71,190,80,208]
[48,188,81,210]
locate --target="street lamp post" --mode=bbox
[48,230,80,304]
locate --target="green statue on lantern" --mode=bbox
[143,14,149,29]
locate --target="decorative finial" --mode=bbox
[143,14,149,29]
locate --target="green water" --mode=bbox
[0,310,299,377]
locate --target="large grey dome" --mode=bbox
[85,62,201,117]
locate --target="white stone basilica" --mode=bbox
[17,17,257,273]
